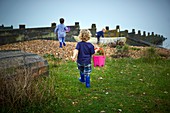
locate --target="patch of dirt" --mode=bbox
[0,40,170,60]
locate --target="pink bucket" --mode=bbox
[93,55,106,67]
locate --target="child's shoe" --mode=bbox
[86,75,90,88]
[79,72,85,83]
[63,42,66,46]
[79,77,85,83]
[59,42,62,48]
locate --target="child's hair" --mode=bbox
[78,29,92,42]
[60,18,64,24]
[102,28,106,32]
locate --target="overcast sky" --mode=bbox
[0,0,170,48]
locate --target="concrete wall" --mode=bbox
[0,22,81,45]
[0,23,166,46]
[125,29,166,46]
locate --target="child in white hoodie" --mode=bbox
[54,18,68,48]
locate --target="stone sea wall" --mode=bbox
[0,22,81,45]
[0,23,166,46]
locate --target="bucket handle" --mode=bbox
[95,48,105,56]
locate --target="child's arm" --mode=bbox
[94,45,100,53]
[101,32,104,38]
[64,26,69,32]
[71,49,78,61]
[54,26,58,34]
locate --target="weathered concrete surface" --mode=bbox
[0,50,49,78]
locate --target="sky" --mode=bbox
[0,0,170,49]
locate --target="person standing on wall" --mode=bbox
[96,28,106,44]
[54,18,68,48]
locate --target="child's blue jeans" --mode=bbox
[58,37,66,48]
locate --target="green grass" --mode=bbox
[1,57,170,113]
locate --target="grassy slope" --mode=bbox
[36,58,170,113]
[1,58,170,113]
